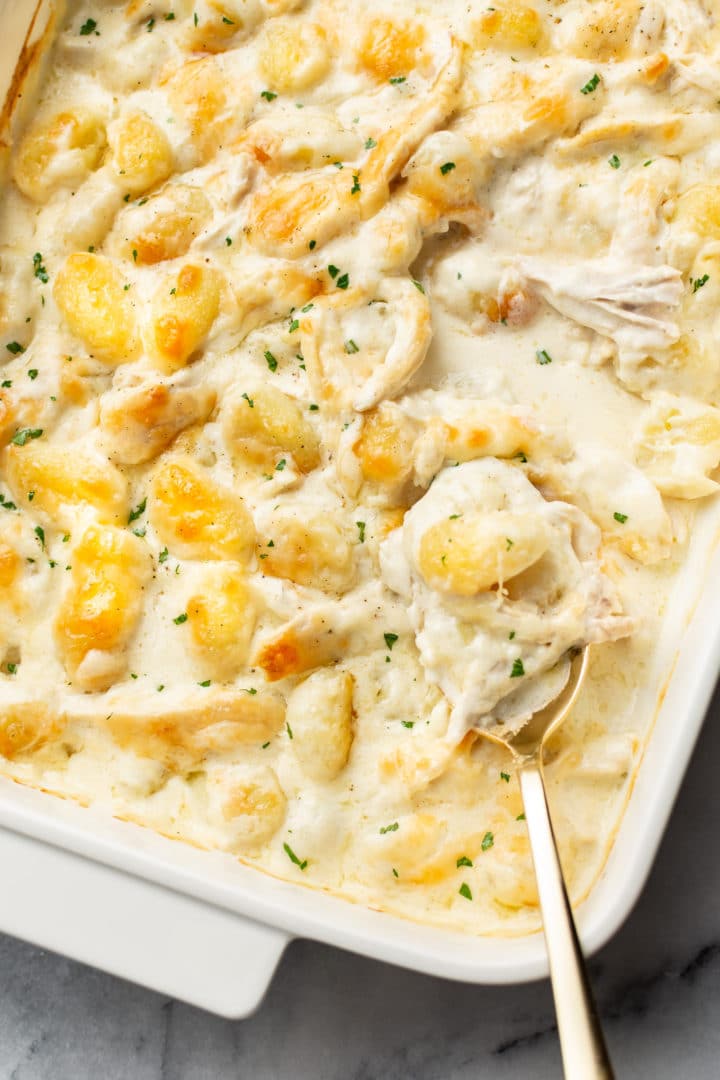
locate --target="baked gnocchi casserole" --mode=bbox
[0,0,717,934]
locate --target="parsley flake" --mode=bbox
[283,842,308,870]
[365,137,377,149]
[384,632,398,650]
[389,76,406,85]
[34,525,45,549]
[27,369,38,380]
[261,89,277,102]
[158,547,169,563]
[242,392,254,408]
[580,73,600,94]
[412,280,425,294]
[459,883,473,901]
[510,658,525,678]
[440,161,456,175]
[536,348,553,365]
[128,498,146,524]
[500,771,510,782]
[79,18,98,35]
[350,173,361,195]
[264,349,278,371]
[608,154,621,169]
[380,822,399,834]
[336,272,350,289]
[198,680,211,687]
[11,428,43,446]
[613,511,628,524]
[401,720,414,729]
[481,831,494,851]
[275,458,287,471]
[328,265,339,279]
[344,339,359,354]
[33,253,48,284]
[356,521,366,543]
[692,274,710,293]
[6,342,24,355]
[456,855,473,868]
[173,612,188,625]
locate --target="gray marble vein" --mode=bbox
[2,686,720,1079]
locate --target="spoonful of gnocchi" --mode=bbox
[480,647,615,1080]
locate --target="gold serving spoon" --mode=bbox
[480,647,615,1079]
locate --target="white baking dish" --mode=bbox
[1,0,719,1018]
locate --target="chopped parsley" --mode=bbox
[535,348,553,365]
[146,17,155,31]
[510,657,525,678]
[516,813,526,822]
[384,632,398,650]
[350,173,361,195]
[481,831,494,852]
[264,349,278,372]
[379,822,399,834]
[309,403,319,411]
[344,339,359,354]
[32,253,48,284]
[336,272,350,290]
[500,771,510,783]
[389,76,406,85]
[27,369,38,380]
[456,855,473,868]
[275,458,287,471]
[459,883,473,901]
[301,302,314,313]
[261,89,277,102]
[283,842,307,870]
[613,511,628,524]
[79,18,98,35]
[6,342,24,355]
[288,318,299,333]
[34,526,45,549]
[509,630,516,640]
[401,720,414,729]
[194,11,199,25]
[516,451,528,463]
[328,265,339,279]
[505,537,514,550]
[164,11,175,20]
[365,137,377,149]
[173,612,188,625]
[356,521,366,543]
[221,15,235,24]
[225,236,232,247]
[242,392,254,408]
[158,547,169,563]
[286,721,294,740]
[440,161,456,175]
[608,154,621,169]
[412,280,425,294]
[580,73,600,95]
[1,380,12,388]
[128,498,146,524]
[308,239,316,250]
[243,688,258,695]
[692,274,710,293]
[11,428,43,446]
[0,493,16,511]
[198,679,211,687]
[6,663,17,675]
[392,868,399,878]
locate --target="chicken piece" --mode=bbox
[301,277,432,414]
[516,256,682,356]
[99,382,216,465]
[244,34,462,257]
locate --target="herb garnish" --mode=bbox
[283,842,308,870]
[510,658,525,678]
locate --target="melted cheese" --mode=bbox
[0,0,717,936]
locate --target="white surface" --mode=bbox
[1,684,719,1079]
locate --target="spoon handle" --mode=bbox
[519,763,615,1080]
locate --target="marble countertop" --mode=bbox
[2,689,720,1080]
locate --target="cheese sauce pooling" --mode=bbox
[0,0,718,934]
